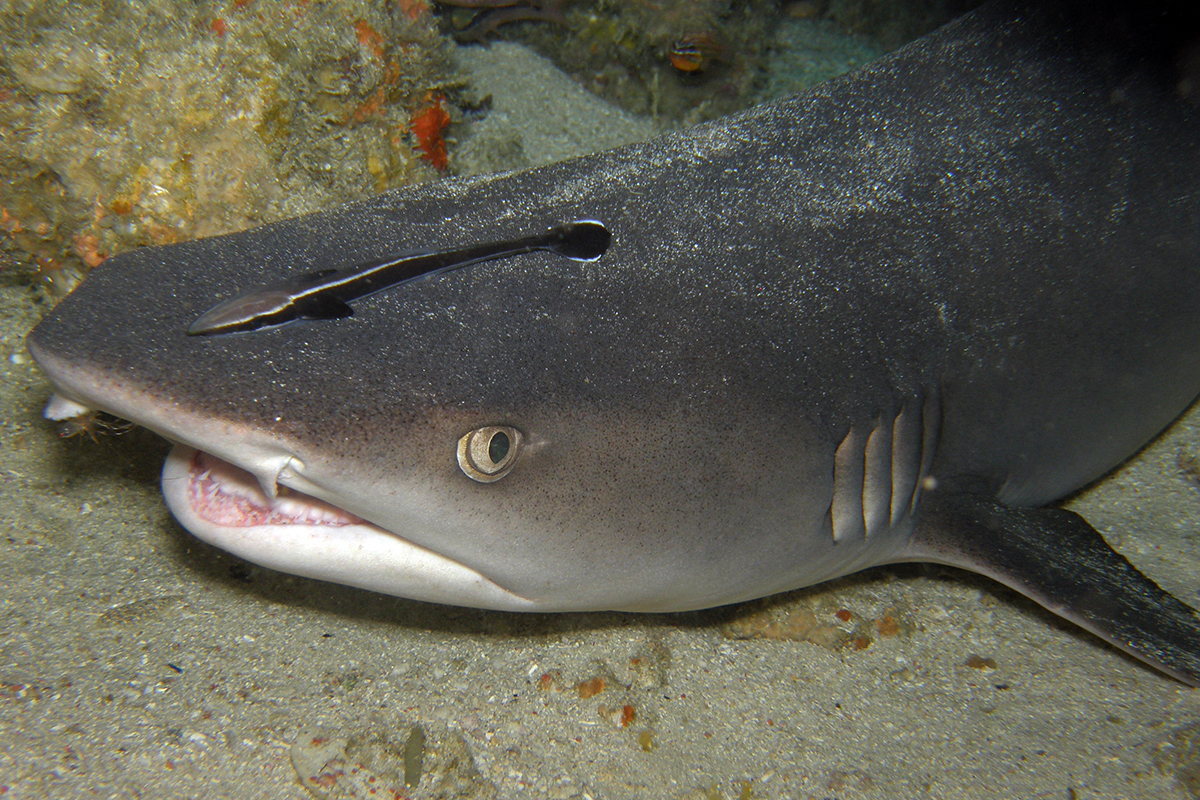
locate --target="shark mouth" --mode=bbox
[180,448,363,529]
[156,444,538,610]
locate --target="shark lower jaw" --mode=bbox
[160,444,541,611]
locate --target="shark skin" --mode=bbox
[24,0,1200,684]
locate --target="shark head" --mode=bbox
[25,198,914,614]
[26,146,925,613]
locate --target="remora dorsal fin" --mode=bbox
[901,493,1200,687]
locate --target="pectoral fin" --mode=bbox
[901,492,1200,687]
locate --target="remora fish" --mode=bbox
[187,220,611,335]
[25,0,1200,684]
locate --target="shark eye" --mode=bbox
[457,426,522,483]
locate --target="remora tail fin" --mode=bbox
[901,493,1200,686]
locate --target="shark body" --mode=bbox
[26,0,1200,684]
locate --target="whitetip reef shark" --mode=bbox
[25,0,1200,685]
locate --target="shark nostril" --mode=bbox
[457,426,522,483]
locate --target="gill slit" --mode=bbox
[828,389,941,544]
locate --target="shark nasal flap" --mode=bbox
[25,0,1200,686]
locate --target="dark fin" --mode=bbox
[899,492,1200,686]
[548,221,611,262]
[295,294,354,321]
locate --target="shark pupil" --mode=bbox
[488,432,510,464]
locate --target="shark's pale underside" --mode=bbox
[25,0,1200,684]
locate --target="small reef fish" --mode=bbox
[669,33,725,73]
[437,0,567,42]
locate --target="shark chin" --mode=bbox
[160,444,539,611]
